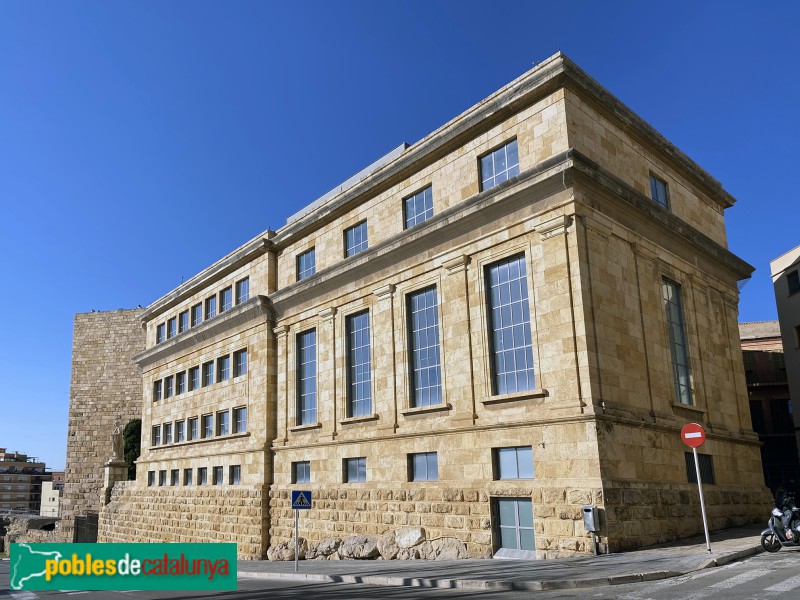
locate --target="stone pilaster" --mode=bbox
[372,284,397,431]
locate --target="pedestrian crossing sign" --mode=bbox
[291,490,312,509]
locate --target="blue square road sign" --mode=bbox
[291,490,312,509]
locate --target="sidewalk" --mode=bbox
[238,524,767,591]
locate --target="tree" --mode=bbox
[123,419,141,480]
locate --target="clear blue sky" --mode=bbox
[1,1,798,471]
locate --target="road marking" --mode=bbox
[709,568,772,589]
[8,592,38,599]
[765,574,800,592]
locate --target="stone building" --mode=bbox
[99,52,772,559]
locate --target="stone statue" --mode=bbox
[111,420,124,462]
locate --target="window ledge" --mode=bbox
[672,401,705,414]
[481,389,548,405]
[400,403,452,417]
[289,423,322,432]
[340,414,379,425]
[150,431,250,450]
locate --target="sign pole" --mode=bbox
[692,447,712,554]
[294,508,299,572]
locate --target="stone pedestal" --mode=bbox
[103,460,128,505]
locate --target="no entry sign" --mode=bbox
[681,422,706,448]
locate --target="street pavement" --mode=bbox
[238,523,770,591]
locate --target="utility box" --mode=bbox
[582,505,599,532]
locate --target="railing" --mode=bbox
[745,368,788,385]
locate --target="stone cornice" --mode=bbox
[133,296,273,369]
[139,236,275,323]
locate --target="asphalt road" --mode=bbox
[2,551,799,600]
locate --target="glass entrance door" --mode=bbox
[496,497,535,551]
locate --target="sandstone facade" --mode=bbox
[97,52,772,559]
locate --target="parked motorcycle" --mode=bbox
[761,506,800,552]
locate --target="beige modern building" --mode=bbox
[99,52,772,559]
[40,481,61,518]
[0,449,50,514]
[770,246,800,461]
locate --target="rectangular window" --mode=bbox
[147,471,155,487]
[191,303,203,327]
[297,330,317,426]
[217,355,230,382]
[153,379,163,401]
[201,414,213,438]
[188,417,198,441]
[176,371,186,395]
[663,278,693,405]
[346,311,372,417]
[213,466,224,485]
[235,277,250,304]
[495,498,535,551]
[409,452,438,481]
[189,366,200,391]
[156,323,166,344]
[233,406,247,434]
[404,186,434,229]
[163,422,173,445]
[408,287,442,407]
[650,174,670,209]
[164,375,174,399]
[219,286,232,313]
[158,470,167,486]
[788,270,800,295]
[202,361,215,387]
[229,465,241,485]
[175,420,185,443]
[480,139,519,191]
[197,467,207,486]
[234,349,248,377]
[183,468,193,486]
[344,221,368,257]
[167,317,177,339]
[487,254,535,395]
[685,452,715,484]
[297,249,316,280]
[292,461,311,484]
[151,425,161,446]
[205,296,216,320]
[344,457,367,483]
[494,446,534,480]
[170,469,179,486]
[216,410,230,436]
[179,310,189,333]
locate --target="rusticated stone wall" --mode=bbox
[61,309,145,540]
[98,482,268,559]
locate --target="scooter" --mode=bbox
[761,506,800,552]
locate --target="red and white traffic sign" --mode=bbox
[681,422,706,448]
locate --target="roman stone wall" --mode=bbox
[61,309,145,540]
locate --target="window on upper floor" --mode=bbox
[191,303,203,327]
[188,366,200,391]
[202,361,214,387]
[178,310,189,333]
[205,296,216,320]
[486,254,535,395]
[235,277,250,305]
[234,349,248,377]
[176,371,186,395]
[233,406,247,434]
[480,139,519,191]
[170,469,179,486]
[158,470,167,486]
[153,380,163,402]
[788,270,800,295]
[220,286,232,313]
[201,414,213,438]
[163,422,173,444]
[147,471,155,487]
[216,410,229,436]
[344,457,366,483]
[156,323,166,344]
[409,452,438,482]
[213,466,224,485]
[404,186,434,229]
[151,425,161,447]
[662,278,693,406]
[167,317,177,339]
[229,465,241,485]
[296,329,317,426]
[685,452,715,484]
[297,248,316,281]
[164,375,173,399]
[183,468,193,486]
[188,417,198,441]
[650,174,670,210]
[346,311,372,418]
[292,461,311,484]
[175,420,185,443]
[197,467,207,486]
[407,287,442,407]
[494,446,534,480]
[344,221,368,257]
[217,355,230,382]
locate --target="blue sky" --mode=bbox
[1,1,798,470]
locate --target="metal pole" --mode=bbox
[693,447,712,553]
[591,531,597,556]
[294,509,299,572]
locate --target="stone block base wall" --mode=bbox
[98,482,268,559]
[269,484,605,559]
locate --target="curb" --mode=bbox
[239,545,763,591]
